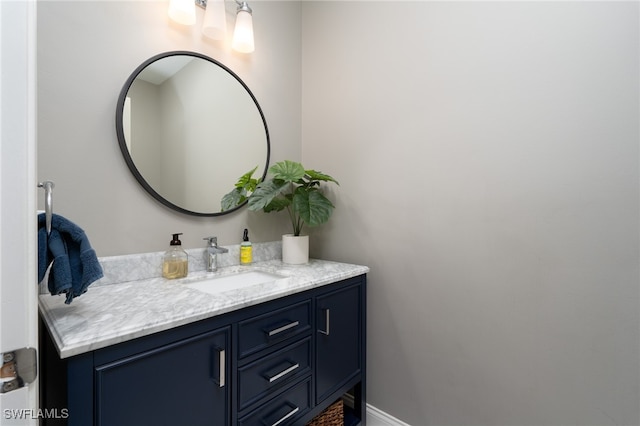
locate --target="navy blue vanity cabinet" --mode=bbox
[39,274,366,426]
[315,280,366,425]
[235,277,366,426]
[40,319,232,426]
[316,282,363,403]
[94,327,230,426]
[236,299,314,424]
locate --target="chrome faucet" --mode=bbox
[203,236,229,272]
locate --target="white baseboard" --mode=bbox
[366,403,411,426]
[343,393,410,426]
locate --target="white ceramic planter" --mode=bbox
[282,234,309,264]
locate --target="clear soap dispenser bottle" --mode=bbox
[162,233,188,279]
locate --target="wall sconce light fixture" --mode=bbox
[168,0,255,53]
[231,2,254,53]
[168,0,197,25]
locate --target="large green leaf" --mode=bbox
[221,187,245,211]
[305,169,339,185]
[235,166,259,190]
[269,160,305,183]
[221,166,259,211]
[293,191,335,227]
[247,179,289,211]
[264,196,290,213]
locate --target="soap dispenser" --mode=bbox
[240,228,252,265]
[162,233,188,279]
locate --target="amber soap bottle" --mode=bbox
[162,233,188,279]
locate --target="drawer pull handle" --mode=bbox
[270,405,299,426]
[318,308,330,336]
[213,348,225,388]
[267,321,299,337]
[267,362,300,383]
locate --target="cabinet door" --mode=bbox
[315,283,362,403]
[95,327,229,426]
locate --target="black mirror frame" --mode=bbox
[115,50,270,217]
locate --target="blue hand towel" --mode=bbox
[38,213,103,304]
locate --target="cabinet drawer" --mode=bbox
[239,377,311,426]
[238,300,311,358]
[238,337,311,410]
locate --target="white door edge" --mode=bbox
[0,0,39,425]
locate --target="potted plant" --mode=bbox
[222,160,339,264]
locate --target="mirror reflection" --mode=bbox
[116,51,269,216]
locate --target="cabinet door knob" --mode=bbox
[318,308,330,336]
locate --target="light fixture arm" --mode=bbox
[172,0,255,53]
[235,1,252,15]
[195,0,252,14]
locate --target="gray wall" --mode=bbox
[37,1,639,425]
[302,2,639,425]
[37,1,300,255]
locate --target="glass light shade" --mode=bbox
[232,10,254,53]
[202,0,227,40]
[168,0,196,26]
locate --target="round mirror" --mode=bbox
[116,51,270,216]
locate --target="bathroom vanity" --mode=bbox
[39,257,368,426]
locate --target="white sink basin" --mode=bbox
[184,271,286,295]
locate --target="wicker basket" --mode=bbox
[306,399,344,426]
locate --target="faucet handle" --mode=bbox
[203,236,218,247]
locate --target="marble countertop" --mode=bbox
[39,259,369,359]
